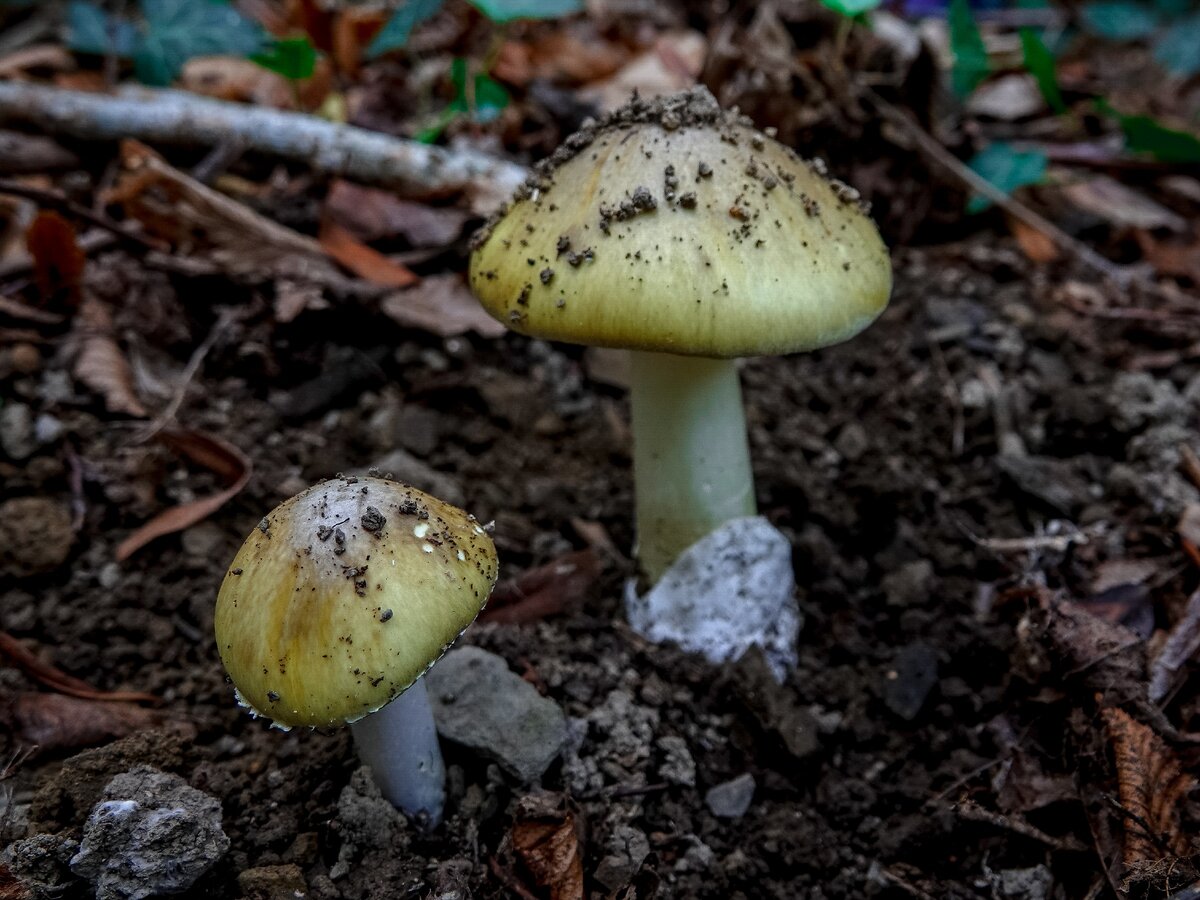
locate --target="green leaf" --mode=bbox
[467,0,584,23]
[819,0,882,16]
[1079,1,1160,39]
[1153,13,1200,75]
[367,0,444,57]
[1098,101,1200,162]
[251,36,318,80]
[966,142,1047,213]
[66,1,138,57]
[949,0,990,98]
[1019,28,1066,113]
[134,0,266,86]
[448,57,510,123]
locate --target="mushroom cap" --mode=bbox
[468,87,892,359]
[214,476,498,729]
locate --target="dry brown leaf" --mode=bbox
[1062,176,1187,232]
[582,31,707,112]
[0,864,32,900]
[0,630,158,703]
[25,209,85,307]
[0,44,75,79]
[115,427,251,561]
[325,179,470,246]
[1101,706,1195,873]
[2,692,163,754]
[332,7,387,76]
[1135,230,1200,284]
[380,274,506,338]
[1148,588,1200,704]
[73,295,148,418]
[107,140,338,280]
[1006,215,1059,263]
[181,55,332,110]
[318,219,418,287]
[512,792,584,900]
[483,550,601,624]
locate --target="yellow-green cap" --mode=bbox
[214,476,498,729]
[469,87,891,358]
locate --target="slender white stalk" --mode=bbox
[350,677,445,827]
[630,351,756,582]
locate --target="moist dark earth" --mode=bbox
[4,226,1199,898]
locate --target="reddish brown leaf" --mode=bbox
[512,792,584,900]
[0,631,158,703]
[483,550,601,624]
[380,273,506,339]
[115,427,251,561]
[2,692,163,754]
[1101,707,1195,873]
[325,179,470,246]
[1007,215,1059,264]
[72,295,148,418]
[25,210,84,307]
[318,218,418,287]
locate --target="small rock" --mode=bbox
[330,768,409,880]
[361,449,465,508]
[882,643,939,721]
[673,836,716,874]
[656,735,696,787]
[0,402,35,460]
[69,766,229,900]
[1108,372,1185,433]
[33,413,64,446]
[2,832,80,897]
[881,559,934,607]
[732,649,820,760]
[986,864,1054,900]
[625,516,800,681]
[181,522,225,559]
[996,455,1092,516]
[427,647,567,783]
[8,342,41,374]
[594,824,650,891]
[705,773,756,819]
[0,497,74,578]
[833,422,869,461]
[237,864,308,900]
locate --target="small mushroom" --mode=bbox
[469,87,891,580]
[214,475,498,826]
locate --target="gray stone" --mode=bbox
[1108,372,1185,433]
[986,864,1054,900]
[881,560,934,607]
[0,402,34,460]
[3,832,80,897]
[594,824,650,891]
[360,449,464,508]
[427,647,567,783]
[704,773,756,819]
[329,768,408,881]
[882,642,939,721]
[833,422,870,461]
[33,413,64,446]
[69,766,228,900]
[656,735,696,787]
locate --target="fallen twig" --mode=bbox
[0,630,158,703]
[862,88,1132,287]
[955,798,1089,852]
[0,82,527,211]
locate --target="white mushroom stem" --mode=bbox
[630,351,757,582]
[350,676,446,827]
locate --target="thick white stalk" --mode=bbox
[350,676,445,827]
[630,351,756,582]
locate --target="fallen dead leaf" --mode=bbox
[967,73,1044,120]
[380,274,506,339]
[72,294,148,418]
[483,550,601,624]
[331,7,387,76]
[115,427,251,561]
[1136,230,1200,284]
[1180,504,1200,546]
[1148,588,1200,704]
[325,179,470,246]
[182,55,332,110]
[0,864,31,900]
[26,209,85,307]
[512,792,584,900]
[582,30,707,112]
[2,692,163,754]
[0,44,75,79]
[0,630,157,703]
[1061,176,1187,232]
[1006,215,1059,263]
[318,219,418,288]
[1101,706,1195,874]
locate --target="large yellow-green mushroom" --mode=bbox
[215,475,498,826]
[469,87,891,581]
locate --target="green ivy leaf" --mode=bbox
[448,56,510,123]
[1099,101,1200,162]
[1019,28,1066,113]
[251,36,318,80]
[1153,13,1200,75]
[467,0,584,24]
[966,142,1047,213]
[367,0,445,58]
[134,0,265,86]
[66,0,138,57]
[1079,1,1160,39]
[949,0,990,98]
[819,0,882,16]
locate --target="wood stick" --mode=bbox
[0,82,527,209]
